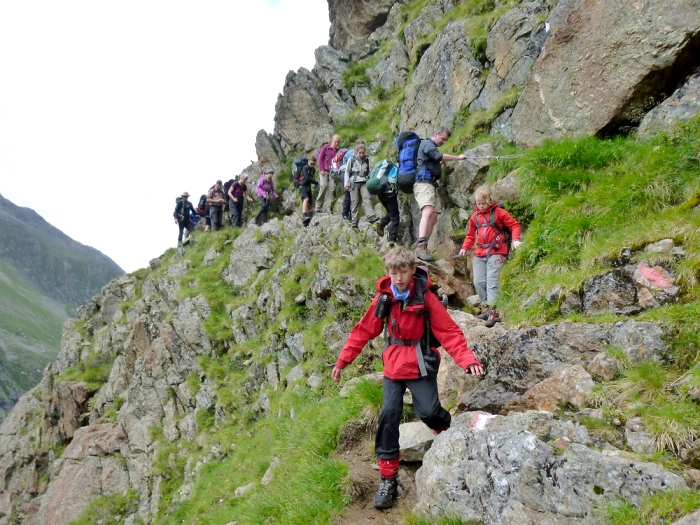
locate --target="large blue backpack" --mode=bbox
[395,131,421,194]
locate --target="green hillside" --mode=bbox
[0,194,124,417]
[0,259,67,415]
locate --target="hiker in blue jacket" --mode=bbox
[414,127,466,262]
[174,191,196,245]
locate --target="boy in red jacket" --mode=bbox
[459,185,522,326]
[331,247,484,509]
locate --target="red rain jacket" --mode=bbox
[335,268,482,380]
[461,203,521,257]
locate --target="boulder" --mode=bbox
[638,69,700,138]
[511,0,700,146]
[414,411,686,524]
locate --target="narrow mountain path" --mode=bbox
[332,436,421,525]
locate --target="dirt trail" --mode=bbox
[332,437,421,525]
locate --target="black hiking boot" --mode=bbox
[302,213,311,226]
[373,476,399,509]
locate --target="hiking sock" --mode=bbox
[378,456,400,478]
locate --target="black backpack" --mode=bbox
[473,203,512,255]
[197,194,207,213]
[292,157,308,187]
[395,131,421,194]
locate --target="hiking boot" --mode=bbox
[478,310,490,320]
[351,221,359,229]
[484,310,500,328]
[375,222,385,237]
[415,244,434,263]
[367,215,379,223]
[342,214,351,221]
[373,476,399,509]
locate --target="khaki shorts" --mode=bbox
[413,182,439,210]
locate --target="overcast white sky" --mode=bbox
[0,1,330,273]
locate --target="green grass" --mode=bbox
[599,489,700,525]
[69,490,140,525]
[56,353,115,391]
[499,118,700,326]
[157,389,364,525]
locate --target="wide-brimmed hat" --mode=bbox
[181,192,190,197]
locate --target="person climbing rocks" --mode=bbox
[331,247,484,509]
[254,167,279,226]
[459,185,522,327]
[174,191,196,245]
[228,174,254,228]
[315,134,340,214]
[414,127,467,262]
[299,155,318,226]
[206,180,227,232]
[344,143,378,228]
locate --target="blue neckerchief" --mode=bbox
[391,284,410,303]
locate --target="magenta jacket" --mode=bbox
[256,177,278,198]
[318,143,338,174]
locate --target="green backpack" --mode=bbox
[366,159,398,195]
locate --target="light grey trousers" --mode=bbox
[349,181,374,223]
[315,171,336,212]
[472,254,506,306]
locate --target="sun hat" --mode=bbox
[182,192,190,197]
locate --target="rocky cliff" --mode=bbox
[1,1,699,523]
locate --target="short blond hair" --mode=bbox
[384,247,416,271]
[474,185,495,206]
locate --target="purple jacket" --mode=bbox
[318,143,337,174]
[256,177,278,198]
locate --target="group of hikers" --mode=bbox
[173,168,279,244]
[173,125,524,511]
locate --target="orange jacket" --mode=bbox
[335,268,481,380]
[461,204,521,257]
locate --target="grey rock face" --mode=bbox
[223,229,274,286]
[402,22,484,136]
[254,130,284,177]
[403,2,454,63]
[273,68,331,156]
[473,0,550,111]
[511,0,700,147]
[367,41,410,91]
[414,411,686,524]
[328,0,398,52]
[458,321,665,413]
[638,69,700,138]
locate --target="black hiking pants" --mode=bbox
[375,375,450,460]
[254,196,269,225]
[342,190,351,219]
[177,219,194,242]
[209,205,223,231]
[378,192,400,242]
[229,198,245,227]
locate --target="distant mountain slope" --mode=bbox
[0,193,124,418]
[0,193,123,306]
[0,260,66,418]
